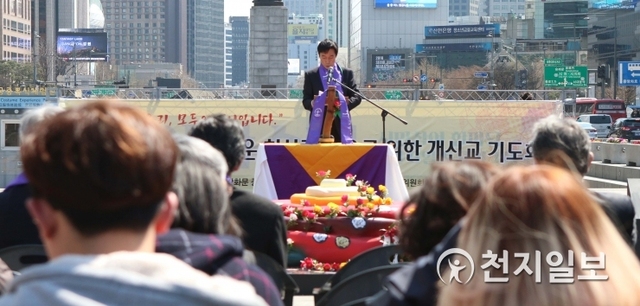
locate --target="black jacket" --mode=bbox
[302,66,362,142]
[230,188,288,267]
[0,184,41,250]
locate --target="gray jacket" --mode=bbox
[0,251,267,306]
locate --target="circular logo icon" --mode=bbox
[313,108,323,118]
[436,248,475,285]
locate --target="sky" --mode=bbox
[224,0,253,21]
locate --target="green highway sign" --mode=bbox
[544,58,563,67]
[384,90,403,100]
[289,89,303,99]
[544,66,588,88]
[92,88,116,96]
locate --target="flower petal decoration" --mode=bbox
[351,217,367,229]
[312,233,328,243]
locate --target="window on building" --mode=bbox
[1,120,20,150]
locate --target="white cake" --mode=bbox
[305,179,360,197]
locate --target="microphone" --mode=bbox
[327,66,334,86]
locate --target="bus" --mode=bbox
[563,98,626,121]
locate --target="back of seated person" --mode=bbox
[0,101,267,306]
[530,115,635,243]
[399,161,498,260]
[438,165,640,305]
[190,114,287,266]
[0,105,63,250]
[156,134,282,306]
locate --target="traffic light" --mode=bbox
[597,64,606,79]
[403,78,408,83]
[430,78,440,83]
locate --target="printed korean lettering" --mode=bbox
[426,140,445,161]
[488,141,505,163]
[404,140,422,162]
[524,143,533,158]
[506,141,524,160]
[546,251,574,284]
[245,138,257,161]
[240,178,250,187]
[464,141,481,159]
[514,251,542,283]
[445,140,462,160]
[157,114,170,125]
[481,250,509,282]
[577,252,608,281]
[387,140,403,162]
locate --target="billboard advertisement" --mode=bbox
[416,43,492,53]
[591,0,637,9]
[371,54,406,82]
[287,24,319,40]
[424,24,500,39]
[288,59,301,75]
[375,0,437,8]
[57,31,108,61]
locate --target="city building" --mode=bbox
[187,0,224,88]
[3,0,32,62]
[230,16,249,86]
[348,0,450,85]
[325,0,349,48]
[224,22,232,87]
[449,0,481,17]
[284,0,325,17]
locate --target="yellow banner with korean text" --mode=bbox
[60,98,562,191]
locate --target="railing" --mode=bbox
[55,87,576,101]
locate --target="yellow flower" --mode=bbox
[327,202,339,210]
[366,202,375,210]
[384,197,393,205]
[313,205,323,214]
[373,197,382,205]
[378,185,387,193]
[366,187,375,195]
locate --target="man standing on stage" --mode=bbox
[302,39,362,143]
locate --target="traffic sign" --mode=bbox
[474,71,489,78]
[438,83,445,91]
[413,75,419,82]
[544,66,588,88]
[477,84,488,90]
[618,61,640,86]
[384,90,403,99]
[420,74,427,82]
[544,58,563,67]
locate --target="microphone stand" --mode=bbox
[330,77,408,143]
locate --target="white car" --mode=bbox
[577,122,598,139]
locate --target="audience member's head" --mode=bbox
[19,105,64,141]
[189,114,245,175]
[21,101,178,258]
[171,134,242,236]
[399,161,499,259]
[530,115,592,176]
[438,165,640,306]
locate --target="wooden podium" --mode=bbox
[319,86,338,143]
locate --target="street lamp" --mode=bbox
[487,31,496,84]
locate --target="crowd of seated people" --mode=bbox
[1,103,638,306]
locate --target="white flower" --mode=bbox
[289,214,298,221]
[313,233,328,243]
[351,217,367,229]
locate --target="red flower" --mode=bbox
[302,210,310,218]
[341,194,349,203]
[302,200,311,207]
[356,198,364,206]
[300,257,314,269]
[334,101,340,108]
[332,262,341,271]
[323,207,331,215]
[323,263,332,271]
[359,186,367,192]
[307,212,316,219]
[283,210,292,217]
[317,170,327,177]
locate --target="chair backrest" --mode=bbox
[0,244,48,271]
[329,244,402,287]
[253,251,299,306]
[316,264,406,306]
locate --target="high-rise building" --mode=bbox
[449,0,481,17]
[230,16,249,86]
[224,22,232,87]
[188,0,224,88]
[284,0,325,17]
[325,0,349,48]
[3,0,32,62]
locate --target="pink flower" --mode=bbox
[345,173,354,180]
[307,212,316,219]
[283,210,292,217]
[323,207,331,215]
[341,194,349,203]
[302,200,311,207]
[317,170,327,177]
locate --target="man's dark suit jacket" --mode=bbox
[230,188,288,267]
[0,184,41,251]
[302,66,362,142]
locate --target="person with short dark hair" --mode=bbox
[0,101,267,306]
[302,38,362,142]
[190,114,288,267]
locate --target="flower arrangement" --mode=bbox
[380,222,399,246]
[316,170,331,180]
[606,137,628,143]
[631,140,640,145]
[300,257,347,272]
[283,204,318,226]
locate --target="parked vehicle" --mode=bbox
[576,114,613,138]
[577,122,598,139]
[608,118,640,140]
